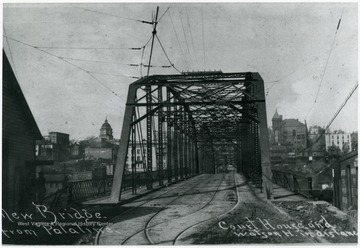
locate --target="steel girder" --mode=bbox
[110,71,272,202]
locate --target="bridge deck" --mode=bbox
[94,172,356,245]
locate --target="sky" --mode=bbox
[2,2,358,140]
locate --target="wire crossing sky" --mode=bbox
[2,2,358,140]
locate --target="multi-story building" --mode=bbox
[325,130,352,153]
[270,110,308,151]
[126,140,167,172]
[351,132,358,151]
[307,125,326,157]
[36,132,70,163]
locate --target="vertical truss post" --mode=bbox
[146,84,153,190]
[158,86,164,186]
[173,101,179,181]
[186,134,192,177]
[253,73,272,200]
[179,109,184,179]
[188,121,192,177]
[190,139,194,176]
[131,113,137,195]
[166,88,172,183]
[184,115,189,178]
[110,83,138,202]
[195,141,199,174]
[211,141,216,174]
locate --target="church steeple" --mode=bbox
[272,109,281,120]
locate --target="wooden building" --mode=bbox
[2,51,42,212]
[333,151,358,211]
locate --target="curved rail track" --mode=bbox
[96,167,242,245]
[95,174,218,245]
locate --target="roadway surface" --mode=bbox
[96,167,356,245]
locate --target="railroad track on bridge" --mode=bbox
[95,171,241,245]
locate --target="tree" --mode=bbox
[327,145,341,157]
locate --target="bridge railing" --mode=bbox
[272,169,313,199]
[43,170,194,209]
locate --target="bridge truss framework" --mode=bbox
[110,71,273,202]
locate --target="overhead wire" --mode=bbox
[297,81,358,158]
[201,6,206,68]
[75,6,154,24]
[155,34,182,74]
[59,56,172,69]
[168,10,185,59]
[185,8,198,67]
[4,35,127,102]
[313,10,343,103]
[312,82,358,145]
[178,9,193,67]
[266,18,355,97]
[3,26,18,76]
[35,46,143,50]
[304,9,344,120]
[266,37,356,95]
[157,7,170,23]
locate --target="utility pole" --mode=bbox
[145,6,159,190]
[147,6,159,77]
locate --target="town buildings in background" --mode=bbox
[269,110,357,163]
[325,130,352,153]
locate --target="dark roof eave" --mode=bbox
[3,50,42,139]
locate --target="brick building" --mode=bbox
[2,51,42,212]
[271,110,308,149]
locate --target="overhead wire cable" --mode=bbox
[266,33,356,96]
[313,82,358,145]
[185,8,198,67]
[178,9,193,67]
[35,46,142,50]
[313,10,344,104]
[60,56,171,68]
[297,81,358,157]
[169,10,185,58]
[304,9,344,120]
[157,7,170,23]
[75,6,154,24]
[201,6,206,68]
[59,57,140,66]
[4,35,126,102]
[86,71,138,78]
[3,26,18,76]
[155,34,182,74]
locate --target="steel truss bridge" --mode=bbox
[110,71,273,202]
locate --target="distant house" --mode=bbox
[36,131,70,164]
[271,110,307,149]
[325,130,352,153]
[270,110,308,160]
[2,50,42,212]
